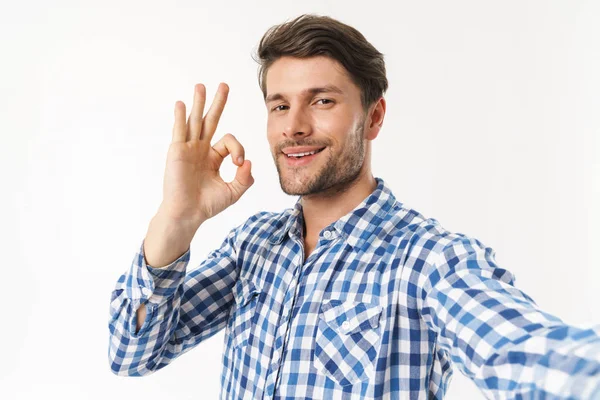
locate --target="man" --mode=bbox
[108,14,600,399]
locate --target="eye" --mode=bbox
[315,98,334,106]
[271,104,289,112]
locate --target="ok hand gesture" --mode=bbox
[159,83,254,226]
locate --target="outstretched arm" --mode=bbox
[418,235,600,398]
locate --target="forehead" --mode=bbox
[265,56,357,97]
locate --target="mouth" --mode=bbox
[281,146,326,167]
[284,147,326,158]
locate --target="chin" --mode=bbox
[277,172,314,196]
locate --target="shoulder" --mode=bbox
[386,201,495,268]
[234,207,294,244]
[379,200,460,252]
[401,212,515,291]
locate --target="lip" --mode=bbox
[281,146,326,167]
[281,146,326,155]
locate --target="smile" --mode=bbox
[282,147,326,167]
[285,147,326,158]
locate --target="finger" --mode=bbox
[201,82,229,142]
[227,160,254,201]
[171,101,186,143]
[188,84,206,141]
[211,133,246,169]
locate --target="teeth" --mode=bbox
[287,149,321,158]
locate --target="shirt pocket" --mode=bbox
[230,277,261,350]
[314,299,383,386]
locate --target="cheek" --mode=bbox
[266,118,277,144]
[315,118,353,145]
[267,115,284,137]
[315,107,356,134]
[313,109,337,129]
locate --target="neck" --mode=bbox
[300,167,377,239]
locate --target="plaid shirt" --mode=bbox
[108,177,600,399]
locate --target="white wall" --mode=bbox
[1,1,598,398]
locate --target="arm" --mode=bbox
[418,234,600,398]
[106,82,255,377]
[107,224,241,376]
[135,210,199,333]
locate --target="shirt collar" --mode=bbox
[268,177,399,249]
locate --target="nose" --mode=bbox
[283,107,312,138]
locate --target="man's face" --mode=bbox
[265,56,368,196]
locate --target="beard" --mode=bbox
[273,118,366,197]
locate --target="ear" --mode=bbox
[365,97,386,140]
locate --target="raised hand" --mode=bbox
[159,83,254,226]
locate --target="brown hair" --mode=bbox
[254,14,388,110]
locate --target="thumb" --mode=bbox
[228,159,254,200]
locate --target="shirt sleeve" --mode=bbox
[107,224,241,376]
[418,234,600,399]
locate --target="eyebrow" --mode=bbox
[265,85,344,103]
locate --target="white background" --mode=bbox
[1,1,598,399]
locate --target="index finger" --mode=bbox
[200,82,229,142]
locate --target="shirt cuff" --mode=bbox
[125,239,190,305]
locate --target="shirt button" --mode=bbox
[141,288,151,297]
[341,320,350,330]
[323,230,333,240]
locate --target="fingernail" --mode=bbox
[237,156,244,165]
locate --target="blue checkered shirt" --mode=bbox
[108,177,600,399]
